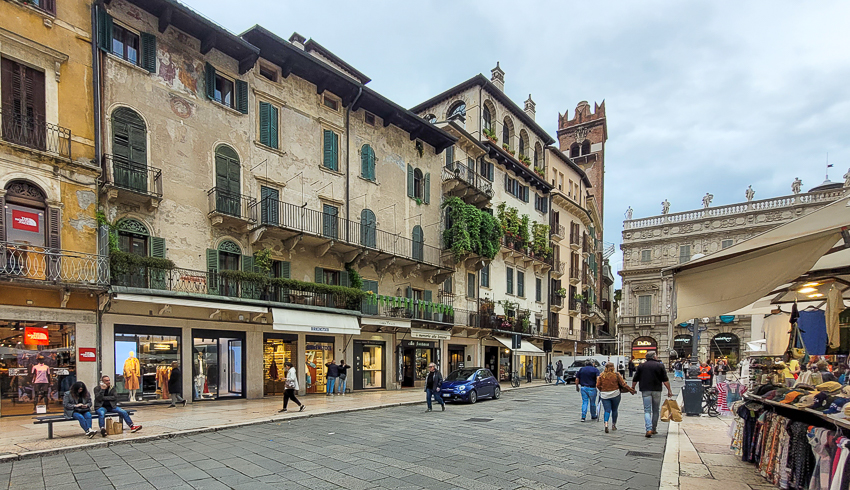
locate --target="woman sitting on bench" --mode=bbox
[63,381,96,438]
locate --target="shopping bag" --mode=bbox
[106,419,115,435]
[661,399,682,422]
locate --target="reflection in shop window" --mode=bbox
[114,328,180,402]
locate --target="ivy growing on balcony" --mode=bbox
[109,250,175,275]
[442,197,502,262]
[217,269,366,304]
[531,222,552,259]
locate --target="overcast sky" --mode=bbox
[183,0,850,280]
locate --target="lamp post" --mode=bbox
[686,318,709,378]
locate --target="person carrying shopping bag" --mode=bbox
[279,362,305,413]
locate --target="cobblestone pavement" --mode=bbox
[0,384,667,489]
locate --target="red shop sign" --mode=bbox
[78,348,97,362]
[24,327,49,345]
[12,209,40,232]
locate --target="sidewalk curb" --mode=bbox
[660,420,680,490]
[0,383,548,463]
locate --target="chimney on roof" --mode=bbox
[490,62,505,91]
[524,94,536,121]
[289,32,306,50]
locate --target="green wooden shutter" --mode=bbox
[332,132,339,171]
[242,254,257,299]
[361,145,375,181]
[259,102,270,147]
[423,290,433,320]
[506,268,513,294]
[362,279,378,315]
[260,185,279,225]
[279,261,291,279]
[140,32,156,73]
[517,271,525,297]
[205,63,216,100]
[315,267,324,284]
[407,164,414,197]
[269,105,278,149]
[206,248,219,295]
[97,7,113,53]
[235,79,249,114]
[445,145,454,169]
[340,270,350,288]
[149,237,166,289]
[423,172,430,204]
[323,130,334,170]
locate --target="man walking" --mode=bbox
[631,352,673,438]
[325,359,339,396]
[525,360,533,383]
[575,360,599,421]
[424,362,445,412]
[555,360,566,385]
[628,358,636,378]
[94,375,141,436]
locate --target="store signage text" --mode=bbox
[78,348,97,362]
[400,340,436,348]
[635,340,654,347]
[410,331,451,340]
[12,209,39,232]
[310,327,330,332]
[24,327,49,345]
[713,335,735,343]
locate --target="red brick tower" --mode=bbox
[557,101,607,222]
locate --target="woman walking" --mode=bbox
[596,362,635,433]
[63,381,96,438]
[280,362,305,413]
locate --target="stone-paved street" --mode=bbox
[0,385,667,489]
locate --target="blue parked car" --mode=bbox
[440,368,501,404]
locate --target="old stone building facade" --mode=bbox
[620,180,847,366]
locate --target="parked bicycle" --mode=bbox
[511,370,520,388]
[703,386,719,417]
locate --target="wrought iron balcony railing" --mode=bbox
[111,265,360,311]
[254,197,446,268]
[0,242,108,286]
[550,294,564,308]
[551,223,565,240]
[442,160,493,199]
[208,188,257,223]
[500,236,554,266]
[101,154,163,197]
[1,105,71,158]
[360,294,454,324]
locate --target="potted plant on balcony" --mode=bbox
[533,166,545,178]
[483,127,498,143]
[574,293,585,302]
[519,155,531,166]
[531,222,551,259]
[555,288,567,297]
[520,316,530,333]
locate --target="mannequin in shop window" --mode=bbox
[32,356,50,411]
[194,352,207,399]
[123,352,141,402]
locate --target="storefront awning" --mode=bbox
[665,195,850,324]
[360,317,411,329]
[494,336,546,356]
[271,308,359,335]
[113,294,268,313]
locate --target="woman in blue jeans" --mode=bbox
[596,363,636,433]
[63,381,96,438]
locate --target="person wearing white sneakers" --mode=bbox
[94,375,141,436]
[63,381,96,438]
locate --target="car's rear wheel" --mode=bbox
[493,387,501,399]
[468,390,478,404]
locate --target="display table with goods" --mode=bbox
[728,382,850,489]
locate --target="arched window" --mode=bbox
[570,143,580,158]
[115,218,151,288]
[447,101,466,121]
[218,240,242,296]
[519,130,529,158]
[581,140,591,156]
[111,107,147,192]
[360,209,376,248]
[360,144,375,181]
[214,145,241,217]
[412,225,424,261]
[424,114,437,124]
[482,105,492,132]
[413,168,423,199]
[502,117,513,148]
[3,180,50,248]
[534,143,542,168]
[518,137,525,158]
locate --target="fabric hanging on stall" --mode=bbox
[763,312,791,356]
[826,285,845,349]
[798,310,828,356]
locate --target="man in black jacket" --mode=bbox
[424,363,445,412]
[94,375,141,436]
[630,352,673,438]
[168,361,186,407]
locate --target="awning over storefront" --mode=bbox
[410,328,451,340]
[666,195,849,323]
[113,294,268,313]
[360,317,411,329]
[271,308,360,335]
[494,336,545,356]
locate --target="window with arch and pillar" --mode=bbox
[482,105,492,132]
[111,107,148,193]
[114,218,167,289]
[518,130,529,158]
[447,101,466,123]
[502,117,513,148]
[206,240,254,298]
[213,145,241,217]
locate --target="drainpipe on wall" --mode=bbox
[92,1,105,379]
[344,87,363,228]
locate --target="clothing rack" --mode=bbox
[745,393,850,434]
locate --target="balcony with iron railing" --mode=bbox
[569,231,581,250]
[1,242,108,287]
[208,187,258,228]
[360,294,455,325]
[582,235,590,256]
[568,297,580,314]
[552,260,566,278]
[101,154,163,209]
[549,294,564,311]
[619,314,670,327]
[551,223,565,241]
[500,236,554,270]
[569,266,580,285]
[442,160,493,206]
[111,265,361,311]
[252,197,451,273]
[1,105,71,159]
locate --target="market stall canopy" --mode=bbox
[665,195,850,324]
[494,336,545,356]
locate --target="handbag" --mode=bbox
[284,378,295,390]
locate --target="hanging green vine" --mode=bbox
[531,222,551,258]
[442,197,501,261]
[254,248,273,275]
[96,210,119,253]
[345,261,363,290]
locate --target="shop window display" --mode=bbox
[305,342,333,394]
[264,337,293,396]
[193,335,244,400]
[361,345,383,388]
[0,321,75,416]
[113,328,180,402]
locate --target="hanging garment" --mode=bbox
[31,364,50,384]
[763,312,792,356]
[807,427,833,490]
[787,421,816,490]
[830,437,849,490]
[123,357,141,390]
[798,309,828,356]
[269,360,279,381]
[826,286,845,349]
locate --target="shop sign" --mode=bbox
[410,328,451,340]
[24,327,49,345]
[361,317,410,328]
[356,340,385,347]
[306,344,333,351]
[52,368,70,375]
[78,348,97,362]
[400,339,436,348]
[12,209,39,232]
[713,335,737,344]
[635,340,653,347]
